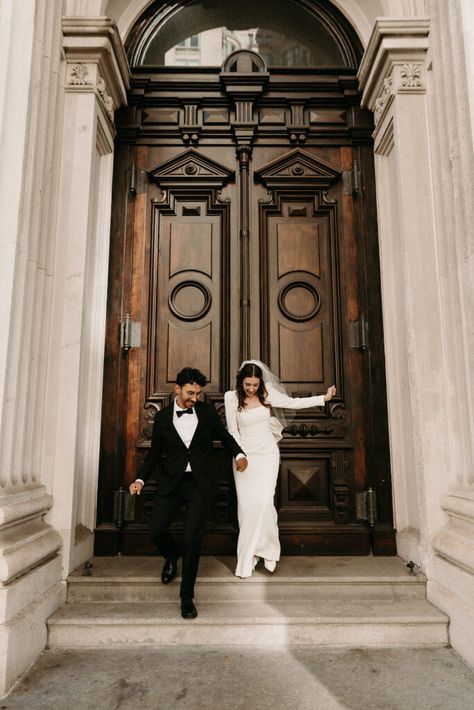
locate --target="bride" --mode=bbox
[224,360,336,578]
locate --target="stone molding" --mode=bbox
[0,519,62,585]
[0,487,61,586]
[433,489,474,575]
[62,17,130,123]
[97,74,115,122]
[0,488,53,527]
[66,62,116,123]
[358,19,430,131]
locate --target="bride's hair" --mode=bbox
[235,363,271,412]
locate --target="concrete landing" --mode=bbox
[4,647,474,709]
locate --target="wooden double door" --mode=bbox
[97,53,395,556]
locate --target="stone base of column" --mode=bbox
[431,489,474,668]
[0,489,64,696]
[433,490,474,574]
[0,564,65,696]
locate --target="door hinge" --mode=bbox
[120,313,141,351]
[114,486,136,526]
[356,487,377,527]
[129,162,137,195]
[343,161,360,195]
[349,314,368,350]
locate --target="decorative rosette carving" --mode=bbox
[68,63,92,85]
[400,63,423,88]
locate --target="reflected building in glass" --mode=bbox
[164,26,321,67]
[142,0,345,68]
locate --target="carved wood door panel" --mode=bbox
[119,151,240,553]
[263,192,347,529]
[252,149,367,552]
[97,57,394,556]
[148,192,231,401]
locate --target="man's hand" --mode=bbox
[235,457,248,472]
[129,481,143,496]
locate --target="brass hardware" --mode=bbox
[120,313,141,351]
[114,487,136,526]
[343,161,360,195]
[351,160,360,193]
[129,162,137,195]
[114,487,136,556]
[349,315,368,350]
[356,486,377,526]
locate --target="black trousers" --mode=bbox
[149,473,209,601]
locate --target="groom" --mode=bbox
[129,367,247,619]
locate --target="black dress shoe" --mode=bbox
[181,599,198,619]
[161,558,178,584]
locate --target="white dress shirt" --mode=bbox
[135,398,243,485]
[173,400,198,471]
[172,400,244,465]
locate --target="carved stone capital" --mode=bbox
[65,62,116,124]
[358,19,429,129]
[62,17,130,119]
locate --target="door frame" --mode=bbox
[95,1,395,556]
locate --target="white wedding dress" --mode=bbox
[224,386,325,578]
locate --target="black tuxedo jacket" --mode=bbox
[138,400,245,499]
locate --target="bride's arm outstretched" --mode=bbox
[224,390,242,446]
[266,384,336,410]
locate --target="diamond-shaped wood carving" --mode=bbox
[288,463,323,502]
[148,149,235,188]
[255,148,341,188]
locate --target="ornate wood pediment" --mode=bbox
[147,149,234,188]
[255,149,341,189]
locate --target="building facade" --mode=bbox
[0,0,473,695]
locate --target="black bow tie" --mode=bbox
[177,408,194,417]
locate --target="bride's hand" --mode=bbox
[324,385,336,402]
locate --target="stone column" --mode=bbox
[360,13,474,667]
[0,8,129,693]
[358,20,449,565]
[425,0,474,668]
[43,18,129,574]
[0,0,66,694]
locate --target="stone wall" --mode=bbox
[0,1,129,694]
[425,0,474,669]
[0,0,66,693]
[358,0,474,667]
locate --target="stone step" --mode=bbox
[48,599,449,649]
[67,556,428,603]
